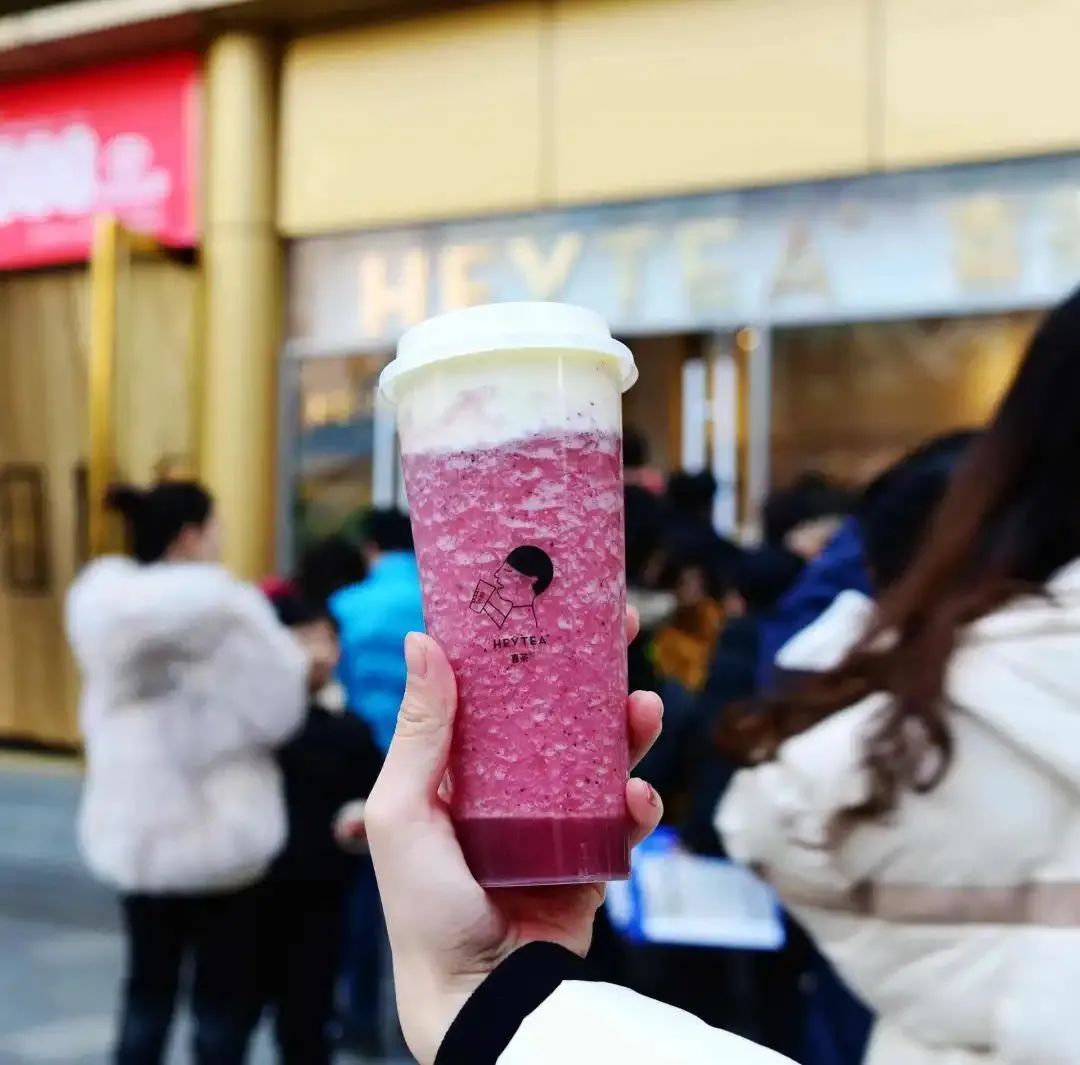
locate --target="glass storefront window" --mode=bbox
[770,312,1039,489]
[285,310,1044,558]
[289,337,715,559]
[294,353,387,552]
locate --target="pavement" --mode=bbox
[0,754,411,1065]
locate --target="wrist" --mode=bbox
[432,943,597,1065]
[399,960,487,1065]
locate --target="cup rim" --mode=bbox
[379,302,638,404]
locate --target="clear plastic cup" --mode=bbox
[380,302,638,887]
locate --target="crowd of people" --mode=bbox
[63,284,1080,1065]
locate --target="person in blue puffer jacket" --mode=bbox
[330,508,425,753]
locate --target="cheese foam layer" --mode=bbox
[395,351,623,456]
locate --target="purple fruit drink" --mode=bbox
[380,303,638,887]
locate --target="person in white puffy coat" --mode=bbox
[66,482,306,1065]
[717,287,1080,1065]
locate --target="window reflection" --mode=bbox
[295,354,387,553]
[771,312,1038,487]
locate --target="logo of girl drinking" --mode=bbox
[470,545,554,630]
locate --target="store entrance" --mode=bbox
[281,331,757,566]
[623,331,754,536]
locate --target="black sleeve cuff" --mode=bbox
[435,942,597,1065]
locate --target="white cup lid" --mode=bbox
[379,301,637,403]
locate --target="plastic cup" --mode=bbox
[380,302,638,887]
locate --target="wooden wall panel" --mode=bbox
[0,270,88,746]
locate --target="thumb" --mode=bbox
[382,632,457,802]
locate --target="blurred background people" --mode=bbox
[65,483,307,1065]
[854,432,978,595]
[664,470,743,585]
[718,288,1080,1065]
[650,561,725,695]
[623,424,667,498]
[762,475,854,567]
[683,547,805,857]
[260,590,383,1065]
[329,507,424,1058]
[756,538,864,696]
[295,536,369,615]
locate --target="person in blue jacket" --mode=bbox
[329,506,424,1056]
[330,508,425,753]
[755,517,871,690]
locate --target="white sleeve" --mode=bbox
[216,580,308,747]
[502,981,792,1065]
[715,697,885,901]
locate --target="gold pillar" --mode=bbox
[203,33,279,578]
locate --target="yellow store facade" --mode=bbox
[275,0,1080,555]
[4,0,1080,744]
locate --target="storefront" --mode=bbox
[0,53,201,745]
[281,153,1080,558]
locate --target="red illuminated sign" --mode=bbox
[0,52,200,270]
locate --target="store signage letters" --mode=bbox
[0,53,200,270]
[288,156,1080,348]
[328,220,844,341]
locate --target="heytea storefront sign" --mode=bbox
[288,156,1080,351]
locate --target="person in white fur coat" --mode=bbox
[66,482,306,1065]
[717,287,1080,1065]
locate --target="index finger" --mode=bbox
[625,604,640,646]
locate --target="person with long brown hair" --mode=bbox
[717,289,1080,1065]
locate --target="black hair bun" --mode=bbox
[105,485,145,517]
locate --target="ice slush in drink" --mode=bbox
[380,303,637,887]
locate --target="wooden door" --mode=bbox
[89,220,200,558]
[0,269,89,745]
[0,228,198,747]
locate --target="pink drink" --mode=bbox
[403,429,629,885]
[382,303,638,887]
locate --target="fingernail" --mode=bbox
[404,633,428,679]
[646,782,661,807]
